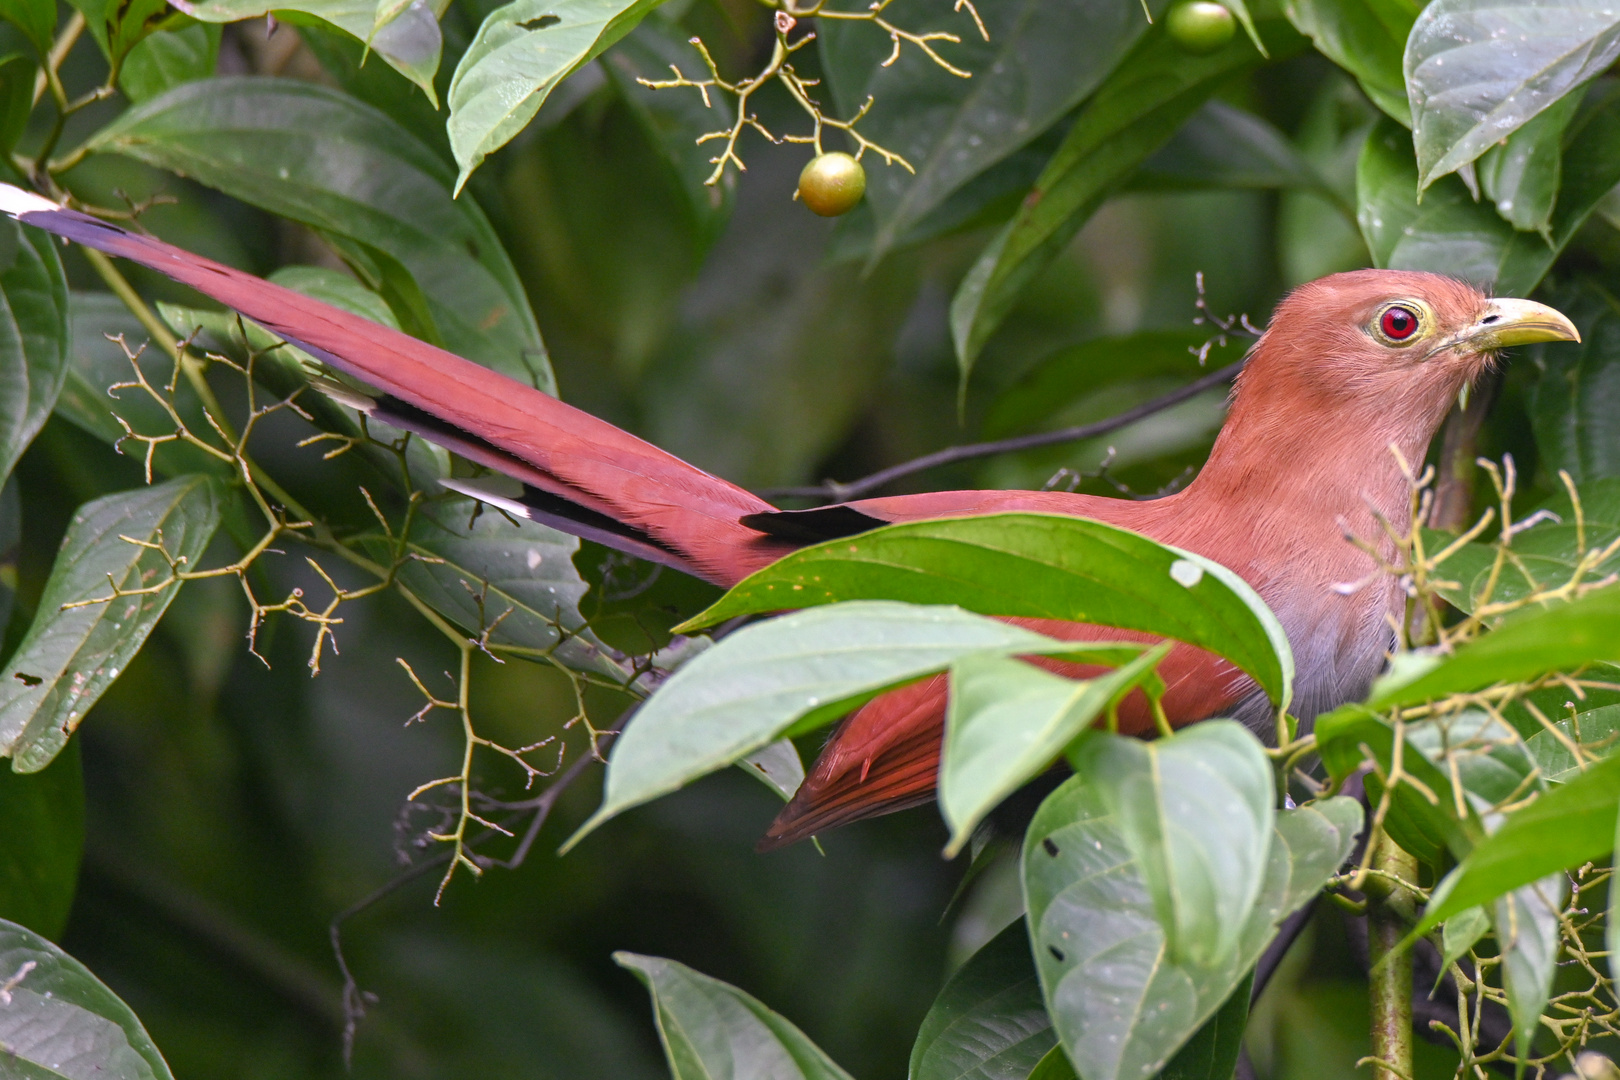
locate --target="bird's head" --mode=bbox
[1231,269,1579,457]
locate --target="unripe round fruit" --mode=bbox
[798,152,866,217]
[1165,0,1235,54]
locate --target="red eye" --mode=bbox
[1380,306,1418,341]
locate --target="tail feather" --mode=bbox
[0,187,785,585]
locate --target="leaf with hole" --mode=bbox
[0,475,222,772]
[1022,780,1360,1080]
[446,0,663,194]
[679,513,1293,713]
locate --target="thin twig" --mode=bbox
[759,359,1244,502]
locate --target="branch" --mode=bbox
[759,359,1245,503]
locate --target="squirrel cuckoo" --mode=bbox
[0,185,1579,849]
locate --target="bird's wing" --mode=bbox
[0,187,790,585]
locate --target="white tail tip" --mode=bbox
[0,184,62,219]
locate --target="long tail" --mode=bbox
[0,186,791,585]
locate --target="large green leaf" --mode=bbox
[1416,751,1620,930]
[939,648,1170,857]
[355,499,627,680]
[1074,723,1274,970]
[0,917,175,1078]
[679,513,1293,712]
[446,0,661,193]
[172,0,443,98]
[0,0,57,55]
[1525,704,1620,782]
[564,602,1148,850]
[1358,87,1620,294]
[1406,0,1620,188]
[1283,0,1418,123]
[0,475,222,772]
[614,952,854,1080]
[1362,584,1620,711]
[908,920,1055,1080]
[1022,783,1361,1080]
[0,739,83,940]
[818,0,1163,264]
[85,77,553,393]
[0,215,69,488]
[948,22,1296,373]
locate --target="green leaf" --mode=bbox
[1529,282,1620,483]
[1439,904,1488,973]
[118,21,220,103]
[1492,874,1566,1057]
[0,0,58,55]
[1026,1046,1077,1080]
[1405,711,1541,810]
[1282,0,1418,124]
[564,602,1148,850]
[1525,704,1620,783]
[1134,101,1333,195]
[1609,805,1620,986]
[357,499,626,680]
[0,916,175,1078]
[1312,706,1468,865]
[0,739,83,940]
[68,0,169,69]
[1406,0,1620,189]
[818,0,1163,265]
[0,475,222,772]
[1075,723,1274,970]
[1022,785,1360,1080]
[1357,89,1620,295]
[614,952,854,1080]
[1157,973,1252,1080]
[446,0,661,194]
[679,513,1293,713]
[0,47,34,159]
[1363,585,1620,711]
[86,77,554,393]
[948,21,1295,374]
[0,215,69,488]
[1477,91,1581,236]
[173,0,443,99]
[1417,752,1620,931]
[908,920,1056,1080]
[939,647,1170,857]
[737,739,804,803]
[983,330,1249,440]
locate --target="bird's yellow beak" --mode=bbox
[1459,297,1581,351]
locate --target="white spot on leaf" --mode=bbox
[1169,559,1204,588]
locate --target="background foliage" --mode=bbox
[0,0,1618,1076]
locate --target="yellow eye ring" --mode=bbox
[1371,301,1427,346]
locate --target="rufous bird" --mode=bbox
[0,185,1579,850]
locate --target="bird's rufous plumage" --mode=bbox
[0,186,1577,850]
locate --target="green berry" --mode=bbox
[1165,0,1235,54]
[798,152,866,217]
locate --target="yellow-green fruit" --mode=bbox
[1165,0,1235,53]
[798,152,866,217]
